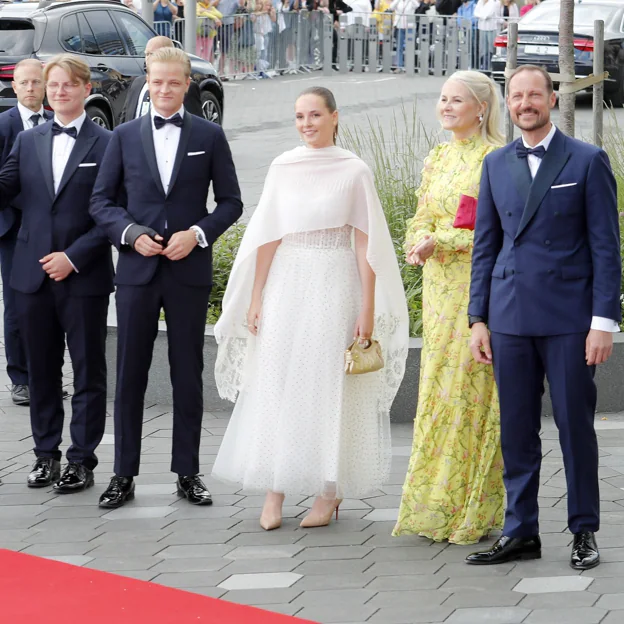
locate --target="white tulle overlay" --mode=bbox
[212,146,409,498]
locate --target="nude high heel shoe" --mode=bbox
[260,492,285,531]
[299,499,343,528]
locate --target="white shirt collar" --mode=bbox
[151,105,185,123]
[53,110,87,134]
[522,123,557,151]
[17,102,45,125]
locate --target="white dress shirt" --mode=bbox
[121,106,207,247]
[135,81,150,119]
[17,102,45,129]
[522,123,619,333]
[52,112,87,273]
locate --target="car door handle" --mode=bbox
[97,64,110,71]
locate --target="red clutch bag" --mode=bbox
[453,194,478,230]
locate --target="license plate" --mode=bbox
[524,44,559,55]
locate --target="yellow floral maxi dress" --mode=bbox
[392,136,505,545]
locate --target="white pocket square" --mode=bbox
[187,151,205,156]
[78,163,97,168]
[551,182,577,189]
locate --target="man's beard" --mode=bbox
[513,108,549,131]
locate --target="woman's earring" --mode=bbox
[478,113,484,123]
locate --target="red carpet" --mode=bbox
[0,549,316,623]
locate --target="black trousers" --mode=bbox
[15,281,108,470]
[114,262,211,477]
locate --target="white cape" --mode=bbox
[214,145,409,415]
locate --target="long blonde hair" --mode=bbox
[446,70,505,146]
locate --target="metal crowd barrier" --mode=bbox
[154,12,519,80]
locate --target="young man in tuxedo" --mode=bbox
[118,36,203,124]
[0,54,114,492]
[91,48,242,508]
[0,60,52,406]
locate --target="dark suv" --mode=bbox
[0,0,224,128]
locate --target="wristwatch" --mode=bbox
[191,227,202,245]
[468,315,486,328]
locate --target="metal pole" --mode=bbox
[504,21,518,144]
[322,13,333,76]
[142,0,154,27]
[592,19,604,148]
[184,0,197,55]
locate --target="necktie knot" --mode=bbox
[516,143,546,159]
[154,113,183,130]
[52,122,77,139]
[29,114,41,127]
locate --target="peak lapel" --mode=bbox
[166,113,193,198]
[506,141,533,205]
[55,117,98,199]
[515,129,571,240]
[33,123,55,200]
[140,114,166,196]
[9,107,24,136]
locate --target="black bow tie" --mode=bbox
[516,143,546,159]
[51,122,77,139]
[154,113,183,130]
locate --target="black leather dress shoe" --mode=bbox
[53,463,94,493]
[11,384,29,406]
[465,535,542,565]
[27,457,61,488]
[177,475,213,505]
[571,531,600,570]
[99,476,135,509]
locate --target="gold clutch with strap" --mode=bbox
[344,339,384,375]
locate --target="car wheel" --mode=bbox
[201,91,222,125]
[86,104,112,130]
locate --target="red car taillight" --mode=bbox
[494,34,508,48]
[0,64,16,80]
[573,38,594,52]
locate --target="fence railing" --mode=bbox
[155,11,518,80]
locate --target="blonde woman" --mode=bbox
[393,71,506,545]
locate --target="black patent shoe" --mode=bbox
[177,475,213,505]
[11,384,29,406]
[465,535,542,565]
[27,457,61,488]
[99,476,135,509]
[53,462,94,493]
[571,531,600,570]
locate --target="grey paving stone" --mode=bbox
[26,529,105,543]
[45,555,94,566]
[366,560,445,576]
[586,576,624,593]
[296,532,373,547]
[98,518,176,531]
[293,573,375,591]
[367,605,455,624]
[362,546,438,562]
[443,590,525,609]
[22,542,97,557]
[182,587,228,599]
[89,529,173,544]
[514,575,593,593]
[151,571,230,589]
[86,542,168,557]
[84,556,162,572]
[221,588,304,606]
[165,518,242,532]
[436,562,516,577]
[101,506,176,520]
[446,607,532,623]
[523,607,607,624]
[224,545,304,560]
[595,592,624,609]
[518,591,599,609]
[223,558,302,574]
[602,613,624,623]
[35,505,110,520]
[367,574,448,591]
[159,544,235,559]
[293,605,378,623]
[226,532,306,547]
[292,588,376,608]
[362,508,399,522]
[294,546,373,561]
[293,559,374,576]
[158,530,239,546]
[368,589,447,608]
[219,572,302,590]
[149,557,232,573]
[577,561,624,577]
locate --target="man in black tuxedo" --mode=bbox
[119,36,203,124]
[0,60,52,406]
[0,54,113,492]
[91,47,242,508]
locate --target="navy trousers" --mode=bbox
[15,281,108,470]
[0,224,28,386]
[491,331,599,537]
[113,261,211,477]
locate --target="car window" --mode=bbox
[521,3,617,28]
[83,10,126,56]
[60,14,82,53]
[78,13,101,55]
[0,20,35,55]
[113,11,153,56]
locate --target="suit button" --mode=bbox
[51,208,57,215]
[548,269,554,274]
[545,240,551,246]
[509,269,515,275]
[554,212,560,217]
[506,211,512,216]
[514,241,519,247]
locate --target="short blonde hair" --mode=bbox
[147,47,191,79]
[14,59,44,76]
[43,53,91,85]
[146,36,175,53]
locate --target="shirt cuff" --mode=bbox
[64,253,78,273]
[121,224,134,246]
[591,316,620,333]
[190,226,208,249]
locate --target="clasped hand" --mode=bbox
[406,235,435,266]
[134,230,198,261]
[39,252,74,281]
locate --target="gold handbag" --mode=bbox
[344,339,384,375]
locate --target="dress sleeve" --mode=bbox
[404,145,442,251]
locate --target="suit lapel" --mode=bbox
[506,142,533,205]
[9,107,24,136]
[515,129,571,240]
[140,114,166,196]
[44,110,54,122]
[166,113,193,198]
[55,117,98,199]
[33,123,55,200]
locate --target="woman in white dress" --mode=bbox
[212,87,409,531]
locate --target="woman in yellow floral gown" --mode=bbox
[393,71,506,545]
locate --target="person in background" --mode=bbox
[174,0,185,45]
[496,0,518,25]
[390,0,418,70]
[520,0,538,16]
[196,0,223,63]
[153,0,178,37]
[474,0,499,70]
[457,0,478,69]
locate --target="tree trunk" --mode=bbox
[559,0,575,136]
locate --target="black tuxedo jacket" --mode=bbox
[90,111,242,287]
[0,116,115,296]
[119,78,204,124]
[0,107,53,237]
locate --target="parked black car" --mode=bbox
[0,0,224,127]
[491,0,624,106]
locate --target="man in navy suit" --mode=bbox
[0,60,52,406]
[466,65,622,570]
[0,54,113,492]
[90,48,242,509]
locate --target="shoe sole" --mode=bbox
[176,488,213,506]
[27,477,60,489]
[466,551,542,565]
[53,478,95,494]
[12,398,30,406]
[570,558,600,571]
[98,489,135,509]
